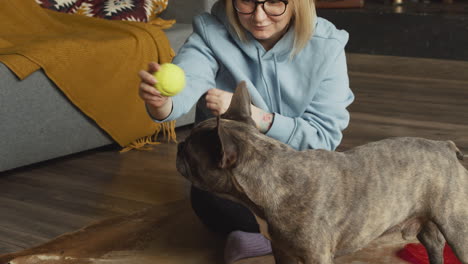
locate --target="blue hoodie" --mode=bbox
[155,1,354,151]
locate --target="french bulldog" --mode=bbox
[176,81,468,264]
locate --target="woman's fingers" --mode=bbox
[206,88,222,97]
[148,62,160,73]
[139,82,159,96]
[206,101,218,109]
[206,92,220,116]
[137,62,172,111]
[143,90,169,108]
[205,93,218,103]
[138,61,161,86]
[138,70,156,86]
[205,88,233,116]
[205,93,220,112]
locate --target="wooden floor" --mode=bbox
[1,53,467,262]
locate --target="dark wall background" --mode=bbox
[317,1,468,61]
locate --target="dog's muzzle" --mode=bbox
[177,141,185,153]
[176,141,190,179]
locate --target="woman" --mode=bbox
[139,0,354,262]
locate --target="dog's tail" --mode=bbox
[448,140,464,160]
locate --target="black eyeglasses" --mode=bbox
[233,0,289,16]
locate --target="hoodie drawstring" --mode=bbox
[256,49,283,114]
[257,48,275,111]
[273,54,283,114]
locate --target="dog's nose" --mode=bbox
[177,141,185,152]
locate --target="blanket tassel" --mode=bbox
[120,120,177,153]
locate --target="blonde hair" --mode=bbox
[225,0,316,58]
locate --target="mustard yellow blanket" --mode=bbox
[0,0,176,149]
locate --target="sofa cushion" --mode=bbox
[36,0,169,22]
[160,0,217,24]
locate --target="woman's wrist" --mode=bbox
[251,105,274,133]
[147,98,173,121]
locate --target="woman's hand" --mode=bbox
[206,88,274,133]
[138,62,172,120]
[205,88,234,116]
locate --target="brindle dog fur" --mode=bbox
[176,82,468,264]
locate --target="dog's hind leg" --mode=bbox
[301,255,334,264]
[300,250,334,264]
[431,167,468,264]
[272,245,299,264]
[433,214,468,264]
[416,221,445,264]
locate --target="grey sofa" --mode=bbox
[0,0,216,172]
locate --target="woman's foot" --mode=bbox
[224,230,272,264]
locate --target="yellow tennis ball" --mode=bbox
[154,63,186,97]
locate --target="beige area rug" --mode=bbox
[0,200,415,264]
[0,200,225,264]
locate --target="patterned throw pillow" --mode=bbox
[36,0,169,22]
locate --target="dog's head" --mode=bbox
[176,81,259,194]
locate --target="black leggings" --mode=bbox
[190,186,260,235]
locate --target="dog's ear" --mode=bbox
[216,116,238,169]
[221,81,256,127]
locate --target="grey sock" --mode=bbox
[224,230,272,264]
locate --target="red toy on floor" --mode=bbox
[397,243,462,264]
